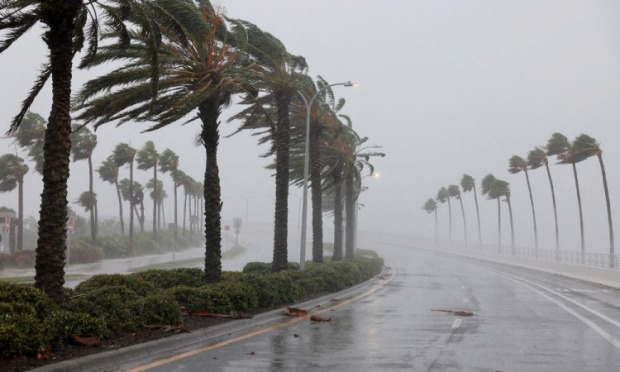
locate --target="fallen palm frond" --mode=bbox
[431,309,477,317]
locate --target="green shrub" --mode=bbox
[69,246,104,263]
[330,261,363,287]
[140,294,182,325]
[266,271,300,304]
[132,267,205,289]
[98,235,127,258]
[166,286,232,314]
[242,262,271,274]
[351,257,384,279]
[229,273,279,309]
[0,302,36,319]
[0,313,44,358]
[210,281,258,312]
[74,274,156,296]
[67,285,143,332]
[0,282,56,319]
[41,310,108,349]
[303,264,346,292]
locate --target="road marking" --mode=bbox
[127,267,396,372]
[493,271,620,351]
[451,319,462,329]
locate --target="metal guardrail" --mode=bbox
[354,230,619,270]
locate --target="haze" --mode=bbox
[1,0,619,255]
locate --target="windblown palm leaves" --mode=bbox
[159,149,180,241]
[423,198,438,243]
[113,143,137,255]
[461,174,481,244]
[136,141,159,238]
[70,126,98,245]
[527,147,559,252]
[0,154,28,252]
[13,112,46,174]
[73,0,254,283]
[481,174,514,251]
[97,156,124,235]
[508,155,538,251]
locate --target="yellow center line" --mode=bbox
[128,266,395,371]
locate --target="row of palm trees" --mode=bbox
[423,132,613,263]
[2,111,208,253]
[1,0,382,300]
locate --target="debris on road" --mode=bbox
[431,309,477,317]
[285,306,309,317]
[310,315,332,322]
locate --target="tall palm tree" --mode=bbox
[461,174,481,245]
[113,143,136,255]
[496,178,515,253]
[423,198,438,244]
[136,141,159,238]
[120,179,145,234]
[546,132,585,255]
[70,126,98,245]
[98,156,125,235]
[75,191,98,230]
[1,0,166,300]
[146,179,165,230]
[13,112,46,174]
[527,147,559,254]
[436,187,451,244]
[448,184,467,244]
[0,154,28,252]
[481,174,502,252]
[74,1,250,283]
[159,149,179,241]
[227,20,308,272]
[571,134,614,264]
[508,155,538,252]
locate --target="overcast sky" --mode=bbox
[1,0,620,254]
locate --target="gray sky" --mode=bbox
[1,0,620,254]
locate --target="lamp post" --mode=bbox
[298,81,359,269]
[289,193,301,235]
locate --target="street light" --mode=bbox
[298,81,359,269]
[289,193,301,235]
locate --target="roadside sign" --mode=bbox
[67,219,74,234]
[3,217,10,233]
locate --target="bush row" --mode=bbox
[0,255,384,359]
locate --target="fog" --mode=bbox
[1,0,620,255]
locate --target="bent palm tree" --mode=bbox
[448,184,467,244]
[0,154,28,252]
[136,141,159,238]
[436,187,451,244]
[528,147,559,255]
[571,134,614,265]
[461,174,481,245]
[113,143,136,255]
[97,156,124,235]
[1,0,167,300]
[423,198,438,245]
[13,112,46,174]
[70,126,98,245]
[159,149,180,241]
[547,132,585,255]
[508,155,538,252]
[481,174,502,252]
[74,1,250,283]
[75,191,98,230]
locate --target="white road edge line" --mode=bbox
[451,319,462,329]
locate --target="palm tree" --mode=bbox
[436,187,451,244]
[546,132,585,255]
[527,147,559,255]
[227,20,308,272]
[136,141,159,238]
[0,154,28,251]
[461,174,481,245]
[508,155,538,252]
[571,134,614,265]
[481,174,502,252]
[159,149,180,241]
[13,112,46,174]
[496,178,515,253]
[97,156,124,235]
[113,143,137,255]
[1,0,166,300]
[74,1,250,283]
[120,179,145,234]
[423,198,438,244]
[146,179,165,230]
[75,191,98,230]
[70,126,98,245]
[448,184,467,244]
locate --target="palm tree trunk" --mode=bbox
[35,4,81,300]
[507,197,515,254]
[572,163,585,260]
[524,168,538,253]
[333,169,343,261]
[345,168,355,259]
[473,185,482,246]
[446,198,453,245]
[88,155,96,246]
[128,162,134,255]
[17,179,23,252]
[272,92,291,272]
[597,152,615,267]
[544,162,559,258]
[496,198,501,253]
[309,118,324,263]
[152,164,157,238]
[183,191,187,235]
[198,99,222,283]
[458,197,467,244]
[115,179,125,235]
[174,181,178,242]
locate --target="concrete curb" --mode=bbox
[33,272,384,372]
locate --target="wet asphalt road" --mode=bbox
[123,241,620,372]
